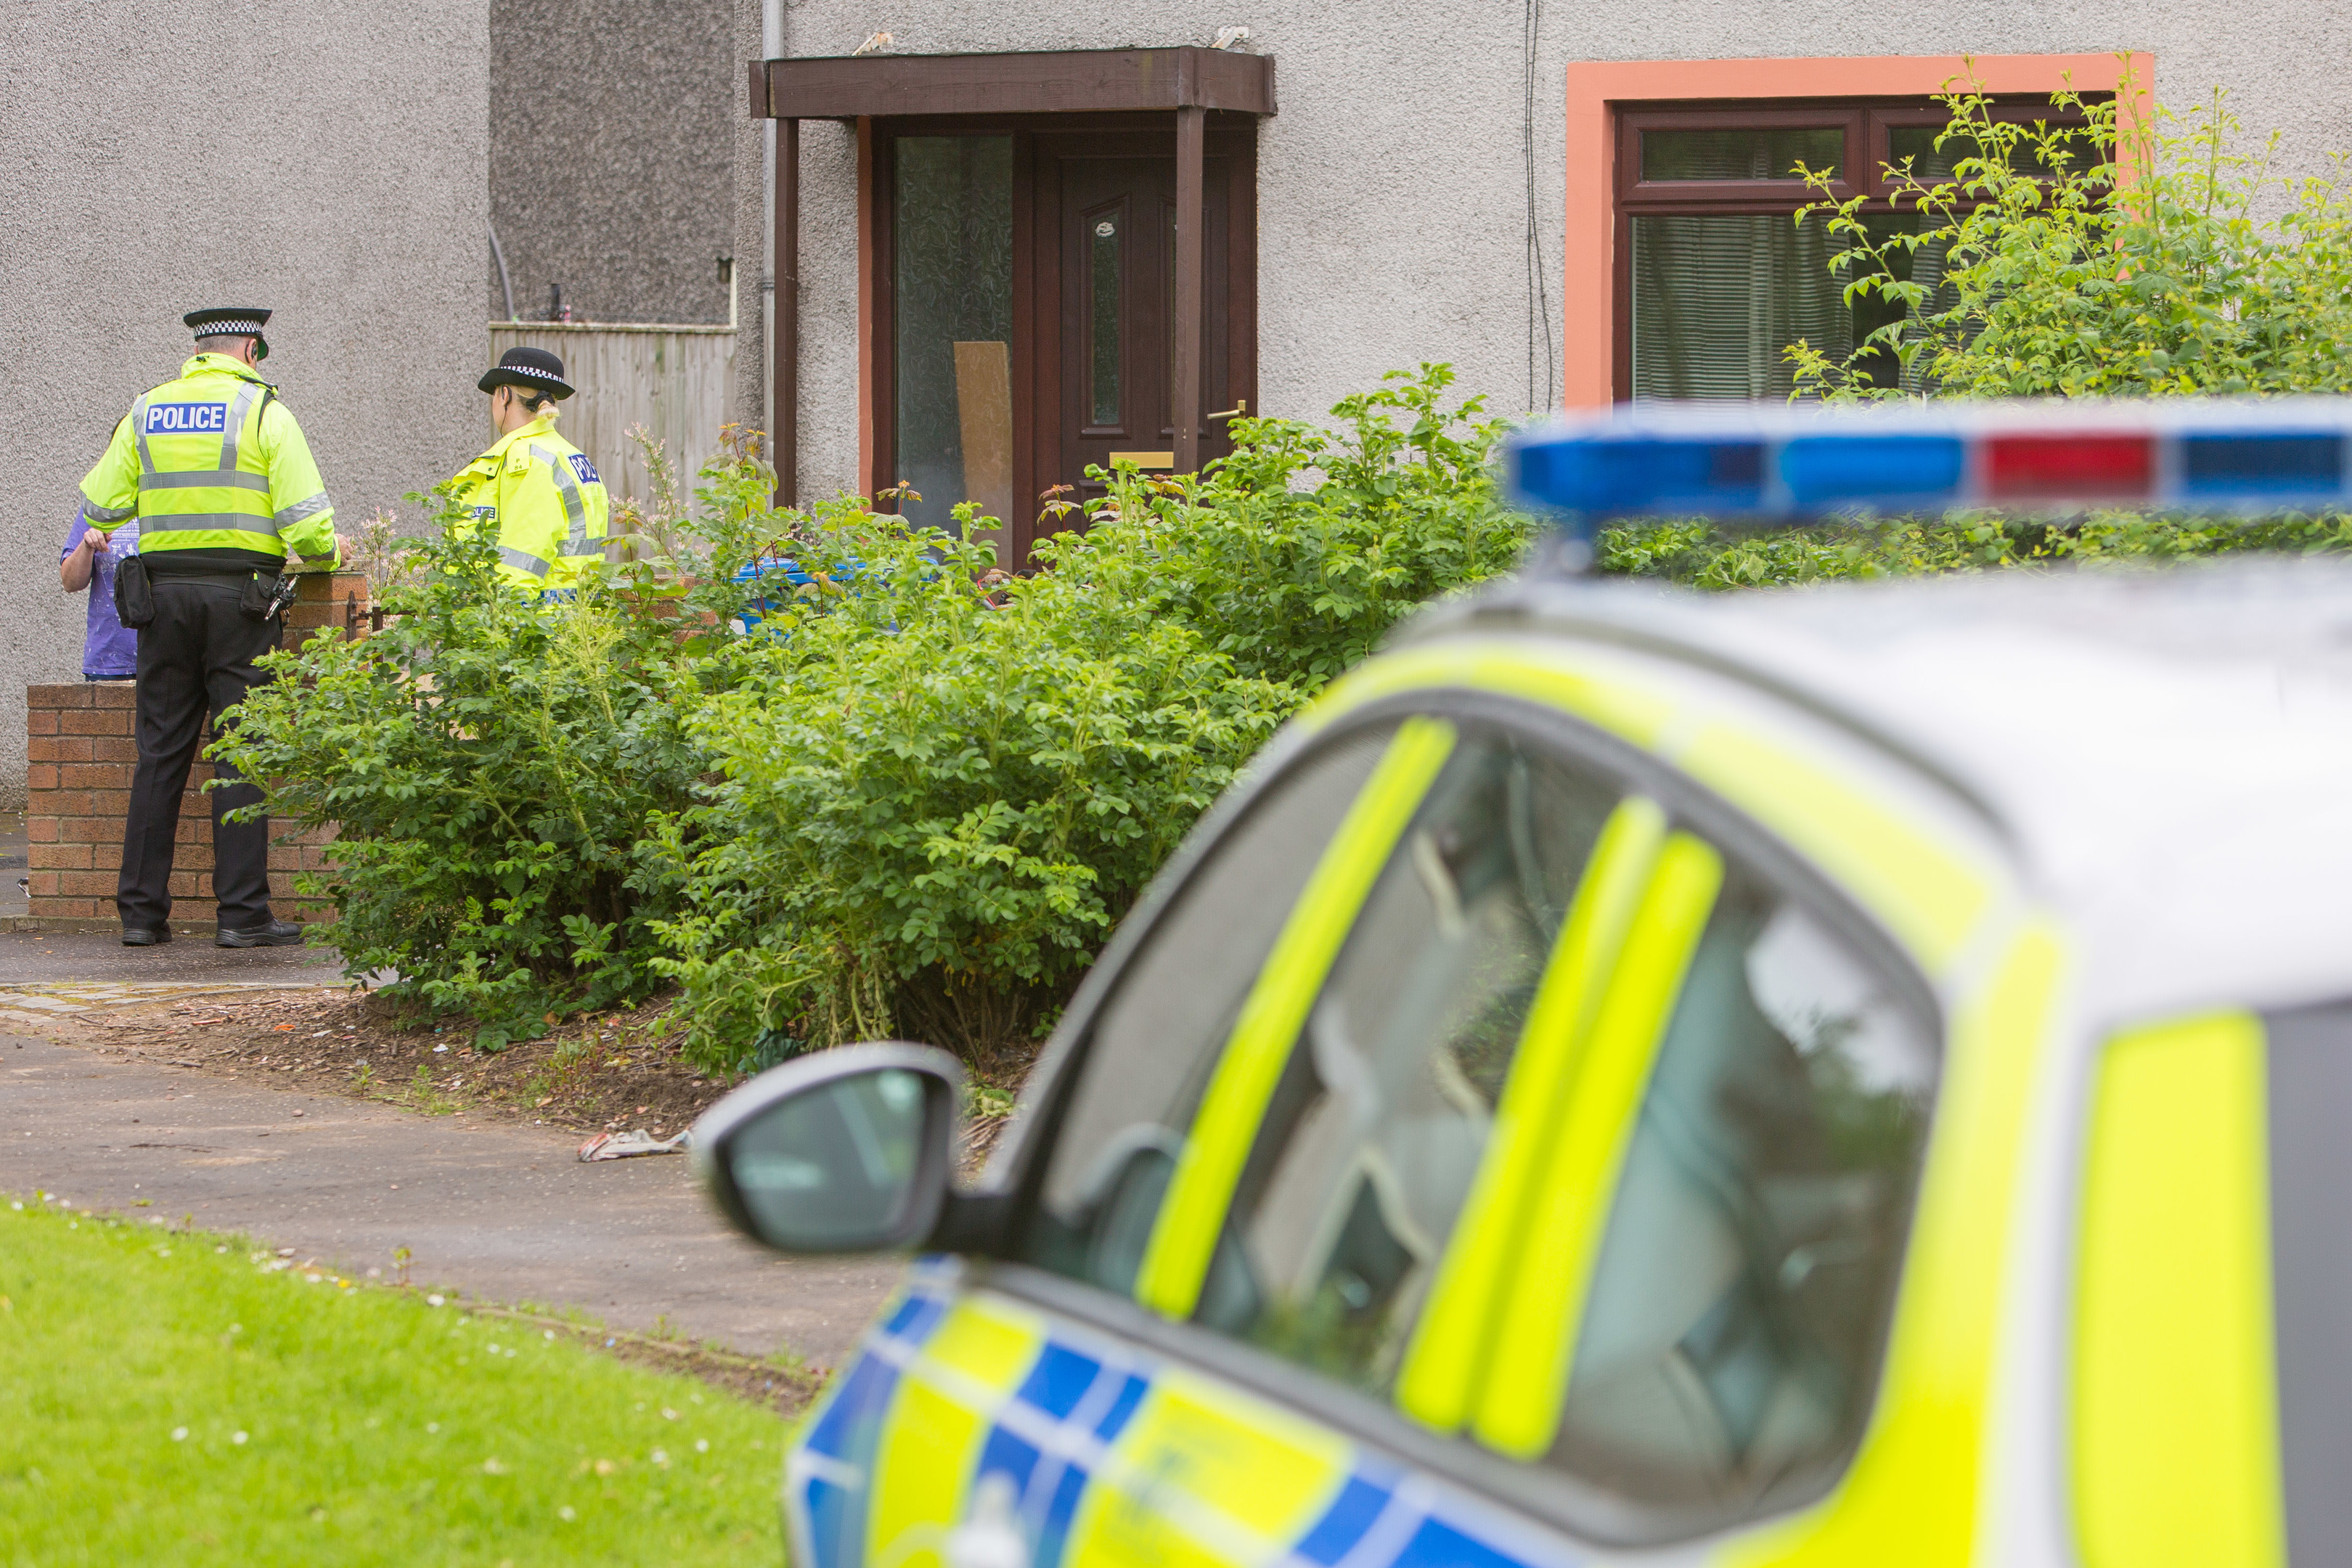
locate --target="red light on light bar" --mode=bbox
[1985,434,2155,501]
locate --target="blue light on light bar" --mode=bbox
[1511,437,1763,513]
[1504,399,2352,525]
[2180,433,2344,498]
[1779,436,1964,506]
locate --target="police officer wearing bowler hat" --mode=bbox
[78,308,347,947]
[448,347,609,593]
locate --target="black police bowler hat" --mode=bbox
[478,347,575,400]
[184,306,271,362]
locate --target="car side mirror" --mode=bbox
[691,1042,962,1254]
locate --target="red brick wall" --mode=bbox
[23,571,367,928]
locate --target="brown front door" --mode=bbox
[870,116,1257,562]
[1043,144,1236,505]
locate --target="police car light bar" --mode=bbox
[1505,399,2352,525]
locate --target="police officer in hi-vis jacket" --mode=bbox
[448,347,610,595]
[78,307,346,948]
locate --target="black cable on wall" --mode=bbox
[1524,0,1558,413]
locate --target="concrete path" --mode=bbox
[1,1028,902,1369]
[0,926,346,984]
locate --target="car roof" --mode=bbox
[1405,554,2352,1021]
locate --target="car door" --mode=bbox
[788,694,1945,1568]
[785,714,1424,1568]
[2073,1001,2352,1568]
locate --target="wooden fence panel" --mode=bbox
[488,323,739,508]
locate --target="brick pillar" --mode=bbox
[20,569,367,932]
[284,570,373,647]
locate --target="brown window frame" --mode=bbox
[1610,96,2104,401]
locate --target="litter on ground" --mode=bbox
[576,1128,690,1162]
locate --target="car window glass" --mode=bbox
[1025,724,1399,1291]
[1551,862,1936,1518]
[1194,731,1620,1395]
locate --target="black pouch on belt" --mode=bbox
[238,570,281,621]
[113,552,155,629]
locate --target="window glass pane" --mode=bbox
[1886,123,2105,184]
[893,136,1013,536]
[1632,213,1846,401]
[1633,213,1946,401]
[1090,211,1122,425]
[1643,127,1842,182]
[1026,726,1400,1294]
[1196,732,1620,1396]
[1550,863,1937,1516]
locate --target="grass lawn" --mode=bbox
[0,1193,792,1566]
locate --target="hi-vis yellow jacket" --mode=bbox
[79,354,337,565]
[446,415,610,592]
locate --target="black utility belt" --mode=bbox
[123,563,293,624]
[144,569,271,584]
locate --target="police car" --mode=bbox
[694,402,2352,1568]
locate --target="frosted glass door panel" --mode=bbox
[894,136,1014,535]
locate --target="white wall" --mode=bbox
[764,1,2352,507]
[1,1,489,807]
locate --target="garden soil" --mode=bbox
[32,988,1018,1167]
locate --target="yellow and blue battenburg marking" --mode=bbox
[788,1266,1593,1568]
[1506,397,2352,531]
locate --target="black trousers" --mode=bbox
[118,579,277,931]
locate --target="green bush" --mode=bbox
[1053,364,1532,694]
[647,521,1291,1071]
[1592,72,2352,589]
[224,372,1527,1069]
[1597,508,2352,591]
[1791,70,2352,399]
[213,497,724,1050]
[652,367,1532,1069]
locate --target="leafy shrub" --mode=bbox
[1598,508,2352,591]
[653,366,1531,1069]
[221,372,1525,1071]
[1587,73,2352,589]
[648,522,1291,1071]
[215,495,717,1050]
[1050,365,1532,694]
[1791,70,2352,399]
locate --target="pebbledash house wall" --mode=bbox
[749,0,2352,508]
[490,0,738,327]
[1,3,489,810]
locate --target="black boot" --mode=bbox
[121,926,173,947]
[216,918,305,949]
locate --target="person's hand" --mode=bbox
[78,527,110,555]
[332,531,352,563]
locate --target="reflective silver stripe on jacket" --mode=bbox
[497,544,552,579]
[131,396,156,475]
[82,502,137,522]
[531,444,589,553]
[139,470,270,492]
[218,385,262,472]
[274,492,332,528]
[139,513,283,537]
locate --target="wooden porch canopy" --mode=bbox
[750,47,1279,505]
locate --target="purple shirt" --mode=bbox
[62,505,139,678]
